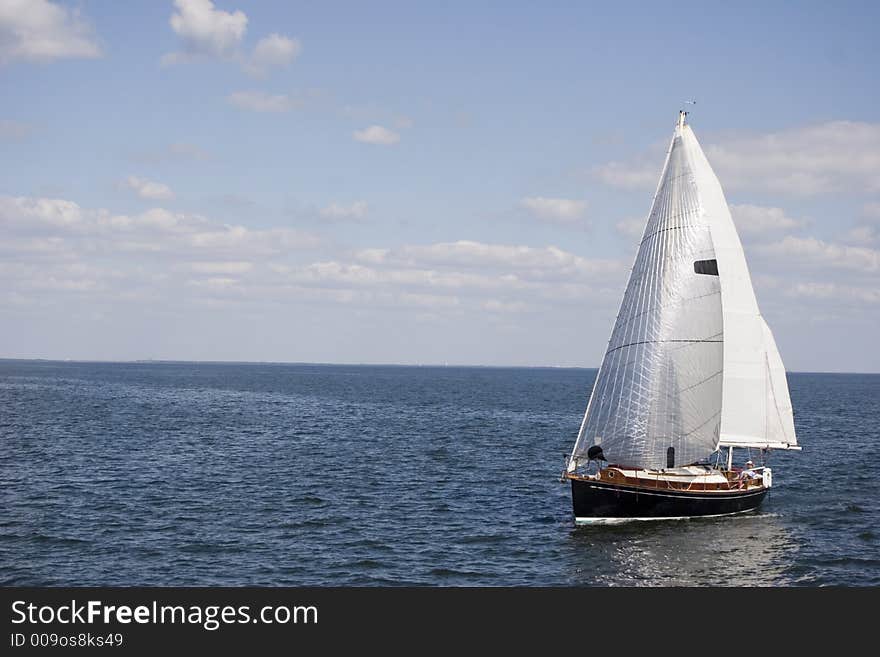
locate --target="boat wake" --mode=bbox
[573,509,781,526]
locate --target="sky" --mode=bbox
[1,0,879,371]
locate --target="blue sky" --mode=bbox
[1,0,879,370]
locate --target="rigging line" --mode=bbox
[604,338,722,357]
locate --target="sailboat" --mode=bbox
[562,111,800,523]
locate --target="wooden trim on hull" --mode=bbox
[570,477,768,521]
[568,466,766,492]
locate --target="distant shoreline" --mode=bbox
[0,357,877,375]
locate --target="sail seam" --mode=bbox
[639,223,705,246]
[604,339,722,357]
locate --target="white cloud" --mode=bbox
[280,261,509,292]
[227,90,303,113]
[256,239,625,317]
[166,0,246,60]
[0,195,319,259]
[353,125,400,145]
[730,204,804,235]
[0,0,101,63]
[595,121,880,196]
[705,122,880,195]
[845,224,880,245]
[245,33,301,76]
[520,197,588,225]
[0,195,83,228]
[186,276,240,290]
[163,0,300,76]
[787,282,880,305]
[135,207,204,233]
[319,201,368,222]
[121,176,175,201]
[355,248,388,265]
[758,235,880,273]
[187,224,319,255]
[841,202,880,245]
[0,196,624,323]
[354,240,623,279]
[269,261,604,314]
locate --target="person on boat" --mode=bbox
[736,460,759,488]
[746,461,762,483]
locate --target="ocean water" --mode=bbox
[0,361,877,587]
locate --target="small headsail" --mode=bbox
[682,119,798,450]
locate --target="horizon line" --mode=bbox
[0,357,877,375]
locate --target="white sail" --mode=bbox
[760,317,799,448]
[570,113,798,472]
[570,114,724,470]
[680,123,799,451]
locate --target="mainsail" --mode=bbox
[570,113,797,472]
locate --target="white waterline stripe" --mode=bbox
[574,508,756,525]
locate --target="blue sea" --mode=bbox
[1,361,877,586]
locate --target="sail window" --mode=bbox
[694,259,719,276]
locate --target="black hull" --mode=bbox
[570,478,767,522]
